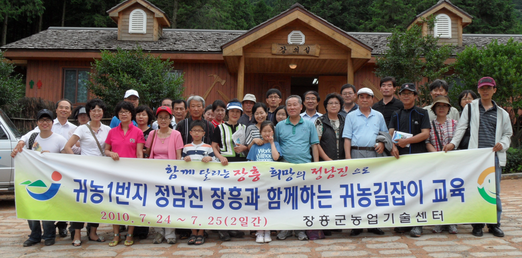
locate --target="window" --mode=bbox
[64,69,89,104]
[0,126,7,140]
[288,30,305,45]
[129,9,147,34]
[434,14,451,38]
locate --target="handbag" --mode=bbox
[144,130,156,158]
[458,104,471,150]
[86,124,104,156]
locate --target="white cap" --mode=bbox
[357,87,374,96]
[124,89,139,99]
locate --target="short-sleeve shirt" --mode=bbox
[373,98,404,127]
[105,123,145,158]
[300,111,322,123]
[275,117,319,164]
[389,106,431,155]
[109,116,138,128]
[428,118,457,151]
[245,125,261,146]
[74,122,111,156]
[247,142,281,161]
[182,142,216,161]
[32,133,67,153]
[343,109,388,147]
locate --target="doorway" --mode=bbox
[291,77,318,112]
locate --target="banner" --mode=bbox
[15,149,497,230]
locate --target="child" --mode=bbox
[182,120,215,245]
[246,121,282,243]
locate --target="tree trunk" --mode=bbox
[38,14,43,32]
[171,0,178,28]
[61,0,66,27]
[1,13,7,46]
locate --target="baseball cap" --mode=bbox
[399,83,417,94]
[357,87,374,96]
[477,77,496,88]
[227,101,243,111]
[37,109,54,120]
[156,106,172,116]
[124,89,140,99]
[242,93,256,103]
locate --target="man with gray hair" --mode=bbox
[176,95,214,145]
[424,79,460,121]
[275,95,319,241]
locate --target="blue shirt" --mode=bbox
[300,111,322,123]
[110,116,138,128]
[247,142,282,161]
[343,109,388,147]
[275,117,319,164]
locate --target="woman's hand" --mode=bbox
[219,156,228,166]
[109,151,120,161]
[252,138,264,146]
[234,144,247,153]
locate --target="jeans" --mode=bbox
[28,220,56,242]
[474,154,502,228]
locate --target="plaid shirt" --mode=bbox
[429,119,457,151]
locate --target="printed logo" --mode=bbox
[130,138,135,143]
[477,167,496,205]
[20,171,62,201]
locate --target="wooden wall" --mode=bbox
[118,3,156,41]
[429,9,460,46]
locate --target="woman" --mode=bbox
[104,101,145,247]
[245,102,268,150]
[136,105,155,141]
[426,96,458,234]
[147,106,184,244]
[211,100,226,128]
[68,105,90,154]
[315,93,345,161]
[63,99,110,247]
[458,90,478,112]
[204,104,214,123]
[274,105,288,124]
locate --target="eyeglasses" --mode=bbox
[267,96,280,100]
[38,118,53,123]
[342,92,354,96]
[119,110,131,115]
[400,92,415,96]
[157,117,170,121]
[305,97,317,101]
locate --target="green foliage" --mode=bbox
[374,22,454,105]
[0,51,25,116]
[504,147,522,173]
[301,0,372,32]
[87,47,184,112]
[253,0,273,25]
[452,0,522,34]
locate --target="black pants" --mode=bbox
[70,222,99,230]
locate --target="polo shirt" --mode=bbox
[339,104,359,118]
[109,116,138,128]
[105,123,145,158]
[275,117,319,164]
[372,98,404,128]
[478,101,497,148]
[424,104,460,122]
[343,109,388,147]
[388,106,430,155]
[74,122,111,156]
[238,113,256,127]
[300,111,323,123]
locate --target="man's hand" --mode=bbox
[391,145,400,159]
[493,143,503,152]
[443,143,455,153]
[201,156,212,163]
[11,141,25,157]
[396,138,409,148]
[184,156,191,162]
[375,142,385,154]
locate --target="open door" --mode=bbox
[317,76,347,114]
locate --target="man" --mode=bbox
[110,89,139,128]
[275,95,319,241]
[14,99,76,238]
[152,98,176,129]
[238,93,257,126]
[372,77,403,127]
[343,87,389,236]
[424,79,460,122]
[11,109,67,247]
[444,77,512,237]
[338,84,359,117]
[266,88,282,123]
[300,91,322,123]
[176,95,214,145]
[172,99,188,123]
[388,83,430,237]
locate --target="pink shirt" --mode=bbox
[145,130,184,160]
[148,134,170,159]
[105,123,145,158]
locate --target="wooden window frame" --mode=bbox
[129,9,147,34]
[63,68,90,105]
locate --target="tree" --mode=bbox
[0,0,44,46]
[253,0,273,26]
[374,20,454,105]
[0,51,25,115]
[451,38,522,146]
[87,47,184,111]
[452,0,522,34]
[302,0,373,32]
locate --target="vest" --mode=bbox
[318,114,345,160]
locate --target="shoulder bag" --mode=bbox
[86,124,105,156]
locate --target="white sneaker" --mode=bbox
[264,231,272,242]
[255,232,264,243]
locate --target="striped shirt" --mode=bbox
[245,125,261,146]
[428,119,457,151]
[478,101,497,148]
[181,142,216,161]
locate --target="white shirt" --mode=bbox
[151,117,177,130]
[32,133,67,153]
[73,122,110,156]
[21,118,77,142]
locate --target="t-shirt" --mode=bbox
[73,122,111,156]
[388,106,431,155]
[105,123,145,158]
[373,98,404,128]
[245,125,261,146]
[247,142,281,161]
[31,133,67,153]
[149,134,170,159]
[182,142,216,161]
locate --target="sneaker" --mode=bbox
[410,226,422,237]
[432,225,442,233]
[218,230,231,241]
[264,231,272,243]
[296,230,308,241]
[277,230,292,240]
[23,239,38,247]
[255,232,264,243]
[166,237,177,244]
[448,225,458,234]
[153,233,164,244]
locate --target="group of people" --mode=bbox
[10,75,511,247]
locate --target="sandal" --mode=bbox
[124,234,134,246]
[195,235,205,245]
[72,239,81,247]
[88,235,105,242]
[108,233,120,247]
[187,235,197,245]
